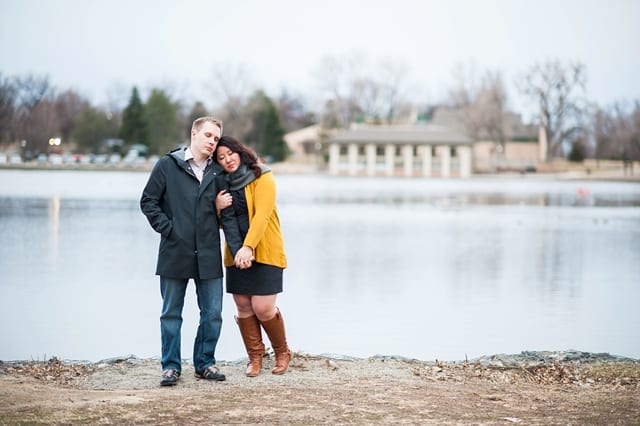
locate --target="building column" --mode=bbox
[365,143,376,176]
[347,143,358,176]
[384,144,395,176]
[538,125,547,163]
[422,144,432,177]
[328,143,340,175]
[440,145,451,177]
[458,145,471,178]
[402,144,413,177]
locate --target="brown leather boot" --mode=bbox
[236,315,265,377]
[260,309,291,375]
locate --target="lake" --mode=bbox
[0,169,638,363]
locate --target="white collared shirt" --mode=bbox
[185,147,211,183]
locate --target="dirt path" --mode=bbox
[1,352,639,425]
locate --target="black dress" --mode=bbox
[225,187,283,295]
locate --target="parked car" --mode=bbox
[49,154,63,165]
[108,153,122,164]
[92,154,107,164]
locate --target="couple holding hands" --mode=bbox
[141,116,290,386]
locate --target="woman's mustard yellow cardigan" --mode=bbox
[223,171,287,269]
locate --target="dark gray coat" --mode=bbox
[140,147,242,279]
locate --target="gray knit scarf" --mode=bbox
[225,163,271,191]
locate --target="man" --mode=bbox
[140,116,241,386]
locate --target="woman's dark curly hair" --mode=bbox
[215,135,263,178]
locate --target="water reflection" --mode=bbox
[0,171,639,362]
[49,196,60,268]
[315,191,638,207]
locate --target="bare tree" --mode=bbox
[209,62,254,104]
[352,59,408,124]
[448,64,509,148]
[320,98,342,129]
[103,82,130,114]
[2,75,93,154]
[377,57,408,123]
[592,101,640,163]
[592,107,615,160]
[7,74,54,155]
[276,90,316,132]
[207,62,255,135]
[314,53,408,128]
[54,90,90,144]
[592,105,621,160]
[517,59,587,160]
[100,82,131,138]
[23,99,59,155]
[0,73,17,145]
[631,101,640,158]
[449,62,479,114]
[314,53,362,128]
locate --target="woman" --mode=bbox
[215,135,291,376]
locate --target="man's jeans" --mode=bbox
[160,276,223,373]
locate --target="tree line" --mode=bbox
[314,55,639,163]
[0,74,299,163]
[1,56,638,163]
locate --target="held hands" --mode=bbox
[234,245,254,269]
[215,190,233,215]
[218,190,251,269]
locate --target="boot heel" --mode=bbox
[260,308,291,375]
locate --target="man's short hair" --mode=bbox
[192,116,223,134]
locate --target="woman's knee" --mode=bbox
[252,298,277,320]
[233,295,254,315]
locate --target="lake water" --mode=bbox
[0,169,639,363]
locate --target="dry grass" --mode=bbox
[1,353,639,425]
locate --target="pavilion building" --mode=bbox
[326,123,473,177]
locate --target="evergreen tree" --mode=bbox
[73,106,118,153]
[568,138,587,162]
[244,90,289,162]
[145,88,181,154]
[185,101,210,136]
[120,87,149,148]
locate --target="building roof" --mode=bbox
[283,124,321,145]
[432,106,538,141]
[328,124,472,145]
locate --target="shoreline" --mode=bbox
[2,348,639,367]
[1,162,639,182]
[1,350,638,424]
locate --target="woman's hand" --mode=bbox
[234,245,254,269]
[215,190,233,215]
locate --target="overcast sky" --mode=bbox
[1,0,639,119]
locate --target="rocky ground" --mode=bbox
[1,351,639,425]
